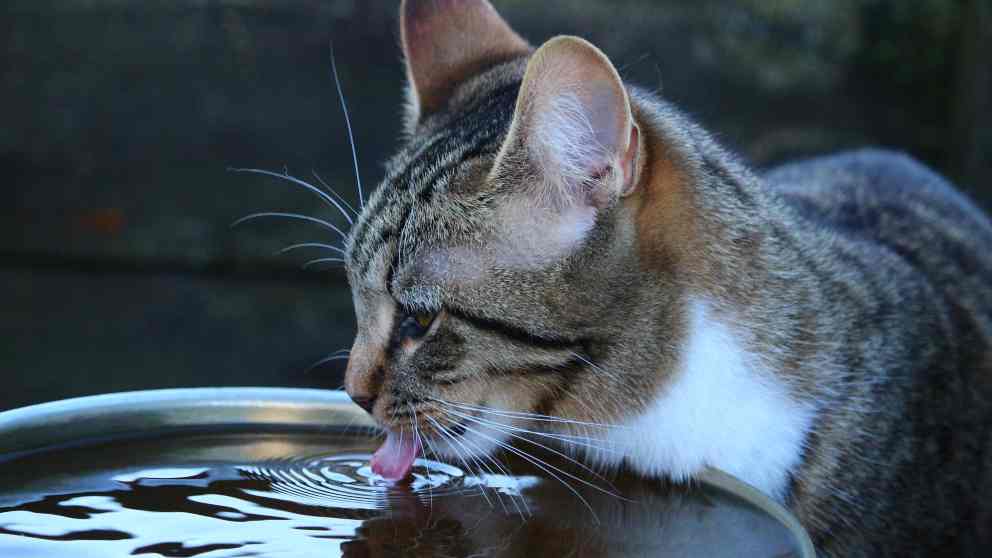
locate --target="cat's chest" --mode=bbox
[595,299,816,500]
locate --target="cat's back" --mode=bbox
[765,148,992,314]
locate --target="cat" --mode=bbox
[339,0,992,555]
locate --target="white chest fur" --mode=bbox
[598,299,815,500]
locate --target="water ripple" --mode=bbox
[240,453,475,510]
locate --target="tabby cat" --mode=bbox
[341,1,992,555]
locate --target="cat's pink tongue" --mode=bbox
[370,430,420,481]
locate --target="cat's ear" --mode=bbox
[493,36,640,209]
[400,0,530,126]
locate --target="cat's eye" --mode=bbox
[398,309,437,340]
[415,311,434,329]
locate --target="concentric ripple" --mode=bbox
[240,453,482,510]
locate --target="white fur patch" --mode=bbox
[598,299,814,500]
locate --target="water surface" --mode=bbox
[0,432,802,557]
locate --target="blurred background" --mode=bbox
[2,0,989,411]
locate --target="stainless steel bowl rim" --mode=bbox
[0,387,815,556]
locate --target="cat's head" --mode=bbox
[343,0,685,478]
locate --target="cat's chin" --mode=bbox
[426,412,515,464]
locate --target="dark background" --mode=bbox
[3,0,989,411]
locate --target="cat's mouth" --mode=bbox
[370,415,472,482]
[370,428,421,481]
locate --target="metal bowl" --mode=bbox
[0,388,816,557]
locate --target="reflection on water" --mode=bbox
[0,433,801,557]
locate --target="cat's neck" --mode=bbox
[598,297,816,499]
[590,90,831,498]
[630,88,832,394]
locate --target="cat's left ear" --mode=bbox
[401,0,531,129]
[493,36,640,209]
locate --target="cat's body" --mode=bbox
[763,149,992,555]
[341,1,992,555]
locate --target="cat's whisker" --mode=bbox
[462,411,622,459]
[276,242,346,256]
[312,170,359,217]
[408,404,433,512]
[425,415,496,509]
[431,397,587,426]
[451,410,612,469]
[568,351,604,374]
[231,212,348,240]
[428,398,544,421]
[443,407,626,499]
[458,438,529,519]
[429,416,496,489]
[449,418,601,522]
[432,411,529,518]
[337,411,367,440]
[455,452,513,516]
[419,438,451,513]
[310,354,349,363]
[451,414,614,502]
[437,402,621,455]
[305,351,350,374]
[228,167,355,226]
[329,44,364,209]
[459,439,527,519]
[429,397,627,430]
[302,257,346,270]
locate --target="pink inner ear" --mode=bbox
[582,81,625,157]
[529,79,629,205]
[508,38,633,207]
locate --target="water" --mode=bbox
[0,431,803,557]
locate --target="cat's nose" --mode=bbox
[350,395,377,414]
[344,339,384,416]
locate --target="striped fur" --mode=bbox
[342,1,992,556]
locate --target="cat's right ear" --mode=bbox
[400,0,530,130]
[493,36,640,210]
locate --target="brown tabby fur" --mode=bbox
[342,1,992,555]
